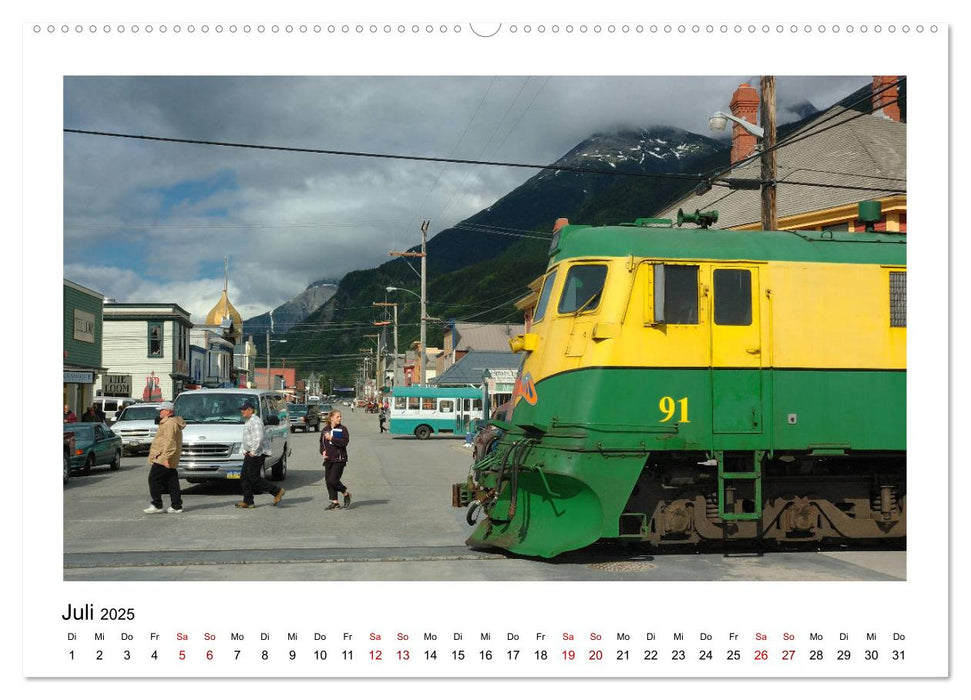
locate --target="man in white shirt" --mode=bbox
[236,400,285,508]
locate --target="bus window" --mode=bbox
[394,397,406,410]
[421,397,435,411]
[438,399,454,413]
[407,397,420,411]
[472,399,482,412]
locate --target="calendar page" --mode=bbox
[17,0,958,694]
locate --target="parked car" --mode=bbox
[111,403,164,455]
[64,422,123,476]
[173,388,290,483]
[288,404,321,432]
[63,431,76,484]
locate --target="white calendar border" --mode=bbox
[13,0,960,691]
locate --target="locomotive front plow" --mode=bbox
[466,467,604,559]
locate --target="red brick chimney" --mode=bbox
[872,76,901,121]
[729,83,760,164]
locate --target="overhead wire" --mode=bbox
[63,128,707,183]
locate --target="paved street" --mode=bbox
[64,409,905,581]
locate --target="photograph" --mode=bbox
[61,74,907,583]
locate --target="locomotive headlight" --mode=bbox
[509,334,538,353]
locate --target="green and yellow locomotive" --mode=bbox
[460,213,906,558]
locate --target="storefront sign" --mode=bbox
[103,374,132,396]
[63,371,93,384]
[73,309,96,343]
[485,369,518,383]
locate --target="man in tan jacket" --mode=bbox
[143,402,187,514]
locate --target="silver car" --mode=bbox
[173,388,290,484]
[110,403,164,455]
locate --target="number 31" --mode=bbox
[659,396,690,423]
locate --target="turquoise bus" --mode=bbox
[388,386,484,439]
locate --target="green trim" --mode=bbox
[551,225,906,266]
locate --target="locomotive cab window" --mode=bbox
[652,264,699,324]
[532,269,558,324]
[713,269,753,326]
[558,264,607,315]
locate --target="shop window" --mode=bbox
[713,269,753,326]
[890,271,906,327]
[558,264,608,314]
[148,321,163,357]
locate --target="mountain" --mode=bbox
[422,127,725,275]
[785,100,818,120]
[243,279,338,340]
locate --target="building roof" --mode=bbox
[451,322,525,352]
[433,351,523,386]
[205,289,243,330]
[655,107,906,229]
[102,302,192,323]
[64,278,104,299]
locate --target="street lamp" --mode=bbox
[708,75,777,231]
[708,110,764,140]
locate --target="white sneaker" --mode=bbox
[143,506,164,514]
[167,507,184,514]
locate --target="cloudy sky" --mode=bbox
[63,76,867,321]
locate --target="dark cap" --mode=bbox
[240,401,257,412]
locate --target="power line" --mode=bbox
[64,128,705,183]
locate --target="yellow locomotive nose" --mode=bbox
[509,333,538,353]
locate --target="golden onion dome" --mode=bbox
[205,290,243,331]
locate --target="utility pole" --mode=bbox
[760,75,777,231]
[373,302,398,387]
[388,219,430,385]
[266,310,273,391]
[420,219,428,385]
[363,334,381,395]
